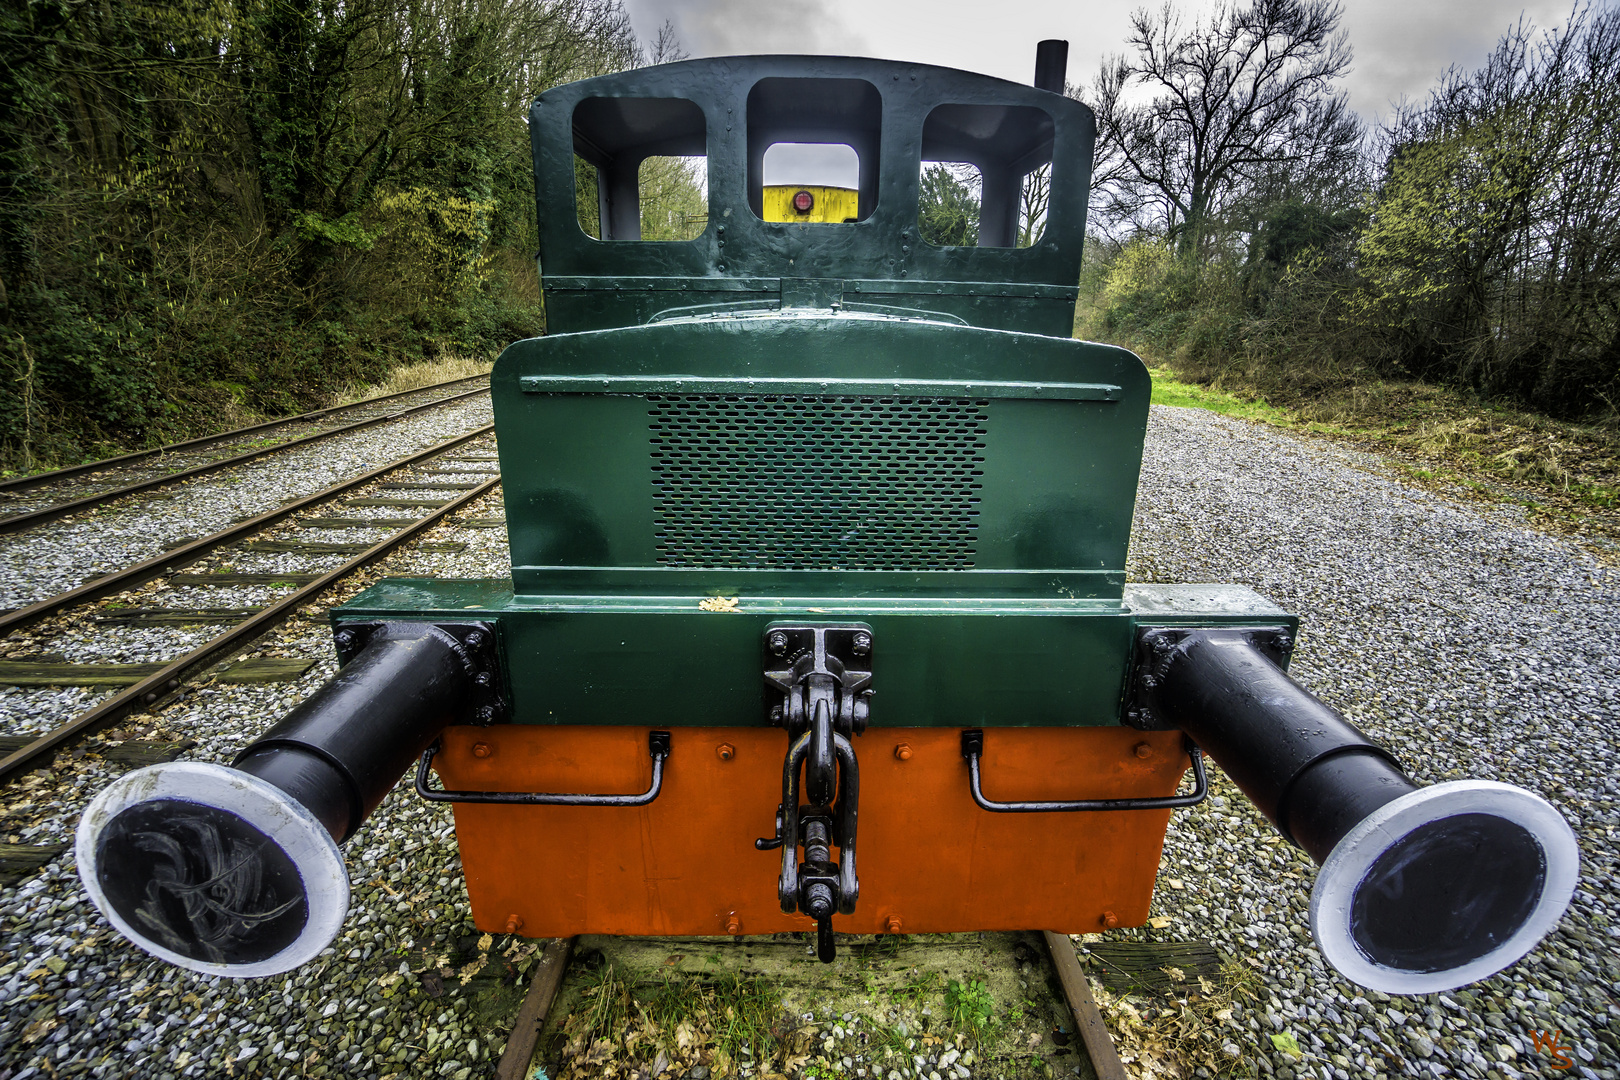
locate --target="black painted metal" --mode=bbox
[413,731,672,806]
[235,622,490,841]
[1142,626,1567,983]
[759,625,866,962]
[762,623,873,732]
[1033,40,1069,94]
[1123,625,1296,731]
[1348,813,1546,973]
[93,799,310,966]
[1138,627,1410,852]
[960,730,1208,812]
[231,748,353,844]
[1281,752,1421,863]
[334,621,510,726]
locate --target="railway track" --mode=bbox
[493,930,1128,1080]
[0,429,502,781]
[0,374,491,534]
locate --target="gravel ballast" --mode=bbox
[0,404,1615,1079]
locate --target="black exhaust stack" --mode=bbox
[1138,628,1578,994]
[76,622,496,977]
[1034,39,1069,94]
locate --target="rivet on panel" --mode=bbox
[1100,910,1119,929]
[717,743,736,761]
[472,743,493,759]
[894,744,912,761]
[726,915,742,935]
[1134,742,1154,759]
[885,915,902,934]
[505,915,523,933]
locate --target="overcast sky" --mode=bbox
[621,0,1585,129]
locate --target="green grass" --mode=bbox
[1147,367,1291,424]
[944,978,997,1045]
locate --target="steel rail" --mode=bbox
[0,466,503,783]
[0,385,490,535]
[0,424,494,639]
[0,373,489,494]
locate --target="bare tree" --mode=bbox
[1079,0,1360,255]
[1018,164,1050,247]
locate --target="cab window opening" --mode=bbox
[747,78,881,224]
[572,96,706,242]
[920,103,1054,248]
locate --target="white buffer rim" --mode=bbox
[76,761,349,978]
[1309,779,1578,995]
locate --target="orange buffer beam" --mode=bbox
[434,725,1191,939]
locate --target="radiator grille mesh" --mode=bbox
[648,395,988,570]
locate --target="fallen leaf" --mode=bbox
[1167,879,1184,890]
[1149,917,1172,929]
[1271,1031,1303,1058]
[698,596,740,612]
[22,1017,58,1045]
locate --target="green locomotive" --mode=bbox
[78,42,1577,996]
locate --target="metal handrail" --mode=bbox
[415,731,671,807]
[960,729,1207,813]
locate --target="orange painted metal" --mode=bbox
[435,724,1190,939]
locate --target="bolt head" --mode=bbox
[852,632,872,656]
[717,743,736,761]
[726,916,742,935]
[1100,910,1119,929]
[466,630,485,647]
[1134,742,1154,759]
[767,630,789,654]
[894,743,912,761]
[472,743,492,758]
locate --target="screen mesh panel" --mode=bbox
[649,395,988,569]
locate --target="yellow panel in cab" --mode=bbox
[762,185,860,223]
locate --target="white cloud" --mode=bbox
[622,0,1594,129]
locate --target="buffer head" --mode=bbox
[76,762,350,977]
[1310,780,1578,994]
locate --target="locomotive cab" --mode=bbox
[79,46,1577,995]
